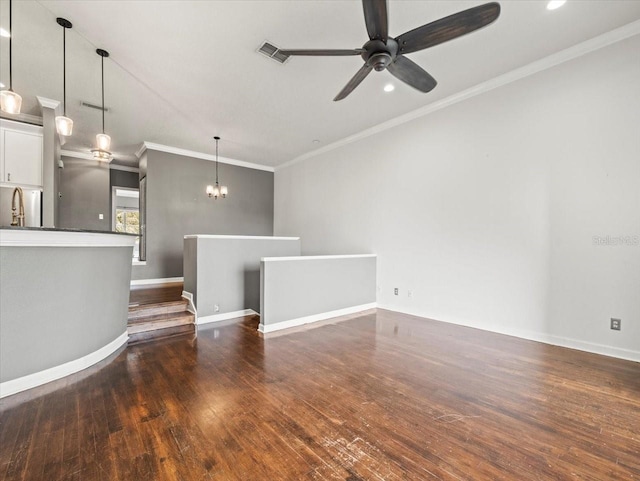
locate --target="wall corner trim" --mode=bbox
[275,19,640,171]
[0,332,128,398]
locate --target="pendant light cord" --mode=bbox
[101,55,105,134]
[215,138,219,185]
[9,0,13,91]
[62,26,66,116]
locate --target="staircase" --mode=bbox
[128,282,195,345]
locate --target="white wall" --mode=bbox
[275,35,640,361]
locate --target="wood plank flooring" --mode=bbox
[1,309,639,480]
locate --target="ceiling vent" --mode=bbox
[81,101,109,112]
[257,41,290,64]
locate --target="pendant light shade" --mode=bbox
[55,18,73,136]
[55,115,73,136]
[0,0,22,114]
[0,91,22,114]
[91,49,112,161]
[206,136,228,199]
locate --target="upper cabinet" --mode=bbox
[0,119,43,188]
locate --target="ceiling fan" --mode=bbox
[278,0,501,101]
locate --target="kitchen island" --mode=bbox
[0,227,136,397]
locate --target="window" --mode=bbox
[112,187,140,261]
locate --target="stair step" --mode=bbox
[128,299,189,320]
[128,324,195,346]
[127,312,194,334]
[128,310,194,325]
[129,282,184,306]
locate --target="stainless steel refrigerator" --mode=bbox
[0,186,42,227]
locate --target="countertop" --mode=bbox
[0,226,138,236]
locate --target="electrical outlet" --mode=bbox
[610,318,621,331]
[214,304,220,313]
[407,290,413,298]
[394,288,398,295]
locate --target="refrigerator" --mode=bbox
[0,186,42,227]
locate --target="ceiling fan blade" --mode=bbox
[334,64,373,101]
[362,0,388,41]
[279,49,364,56]
[387,55,437,93]
[396,2,501,55]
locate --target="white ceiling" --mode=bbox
[1,0,639,167]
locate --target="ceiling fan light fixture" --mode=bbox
[277,1,500,100]
[547,0,566,10]
[384,83,395,92]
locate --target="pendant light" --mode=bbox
[91,49,111,161]
[0,0,22,114]
[54,18,73,136]
[206,136,228,199]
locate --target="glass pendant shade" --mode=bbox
[206,185,214,197]
[212,185,220,199]
[0,90,22,114]
[220,185,228,198]
[96,133,111,151]
[55,115,73,136]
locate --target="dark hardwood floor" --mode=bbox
[1,309,639,480]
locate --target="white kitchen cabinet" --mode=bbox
[0,119,43,187]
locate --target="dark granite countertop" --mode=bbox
[0,226,138,236]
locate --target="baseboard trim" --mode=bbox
[0,332,129,398]
[197,309,259,325]
[377,305,640,363]
[182,291,197,315]
[130,277,184,286]
[258,303,377,334]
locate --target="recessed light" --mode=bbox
[0,28,9,38]
[384,83,395,92]
[547,0,566,10]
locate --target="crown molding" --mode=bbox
[60,149,94,161]
[0,112,43,126]
[134,142,147,159]
[36,96,61,114]
[276,19,640,171]
[109,163,140,173]
[142,141,274,173]
[60,149,95,161]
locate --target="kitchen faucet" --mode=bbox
[11,186,25,226]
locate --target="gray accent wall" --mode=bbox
[58,158,111,231]
[260,255,376,329]
[0,245,132,383]
[184,236,300,318]
[110,169,139,190]
[132,149,275,280]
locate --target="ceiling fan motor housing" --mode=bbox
[362,39,398,71]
